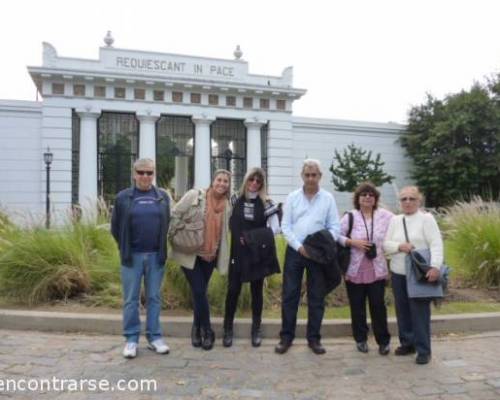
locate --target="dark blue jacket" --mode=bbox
[111,186,171,267]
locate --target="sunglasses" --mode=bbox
[400,197,417,202]
[249,177,262,184]
[304,173,318,178]
[136,170,154,176]
[360,192,376,198]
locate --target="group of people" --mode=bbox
[111,157,444,366]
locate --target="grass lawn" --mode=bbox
[3,298,500,319]
[235,301,500,319]
[262,302,500,319]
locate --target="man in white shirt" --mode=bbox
[275,159,340,355]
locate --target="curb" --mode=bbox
[1,309,500,338]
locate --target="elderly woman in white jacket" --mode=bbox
[383,186,443,365]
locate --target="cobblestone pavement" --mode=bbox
[1,329,500,399]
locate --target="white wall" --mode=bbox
[290,116,412,213]
[39,98,73,213]
[0,100,43,220]
[0,99,413,221]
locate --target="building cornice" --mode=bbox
[292,116,406,135]
[28,66,306,98]
[0,100,42,113]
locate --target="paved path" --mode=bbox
[1,329,500,399]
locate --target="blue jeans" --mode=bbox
[392,273,431,356]
[121,252,165,343]
[280,246,326,343]
[182,257,215,331]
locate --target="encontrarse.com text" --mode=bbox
[0,377,157,392]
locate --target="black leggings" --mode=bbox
[224,264,264,329]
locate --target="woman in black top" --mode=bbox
[222,167,280,347]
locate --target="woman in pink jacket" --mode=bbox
[339,182,394,355]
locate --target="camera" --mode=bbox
[365,243,377,260]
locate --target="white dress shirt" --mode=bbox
[281,187,340,251]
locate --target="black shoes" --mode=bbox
[201,328,215,351]
[356,342,390,355]
[275,340,325,355]
[275,341,292,354]
[308,341,326,355]
[222,329,233,348]
[378,344,390,356]
[416,353,431,365]
[395,345,416,356]
[191,324,202,348]
[356,341,369,353]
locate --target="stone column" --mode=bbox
[192,115,215,188]
[174,156,189,198]
[137,113,160,162]
[77,109,100,210]
[245,119,265,169]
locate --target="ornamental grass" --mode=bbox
[442,197,500,287]
[0,219,118,305]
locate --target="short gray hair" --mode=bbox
[133,158,155,171]
[301,159,322,175]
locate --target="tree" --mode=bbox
[329,144,394,192]
[400,75,500,207]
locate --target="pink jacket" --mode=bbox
[339,208,394,280]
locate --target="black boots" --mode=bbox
[223,329,233,347]
[201,328,215,351]
[222,319,262,347]
[191,324,202,348]
[251,322,262,347]
[223,317,233,347]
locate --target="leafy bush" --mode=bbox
[442,198,500,287]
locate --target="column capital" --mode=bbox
[192,114,215,126]
[244,118,266,129]
[137,111,161,123]
[76,106,101,120]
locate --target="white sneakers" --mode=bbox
[147,338,170,354]
[123,339,170,359]
[122,342,138,359]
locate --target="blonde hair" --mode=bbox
[210,169,232,198]
[239,167,268,203]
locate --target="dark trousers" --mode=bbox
[345,279,390,345]
[182,257,215,331]
[224,263,264,330]
[280,246,326,343]
[392,272,431,356]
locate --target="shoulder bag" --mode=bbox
[338,212,354,274]
[170,190,205,253]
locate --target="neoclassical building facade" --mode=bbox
[0,34,409,221]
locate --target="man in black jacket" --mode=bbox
[111,158,170,359]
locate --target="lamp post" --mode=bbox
[43,147,53,229]
[221,148,233,171]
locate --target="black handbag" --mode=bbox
[338,212,354,274]
[403,217,432,282]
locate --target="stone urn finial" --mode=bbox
[233,45,243,60]
[104,31,114,47]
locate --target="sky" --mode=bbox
[1,0,499,124]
